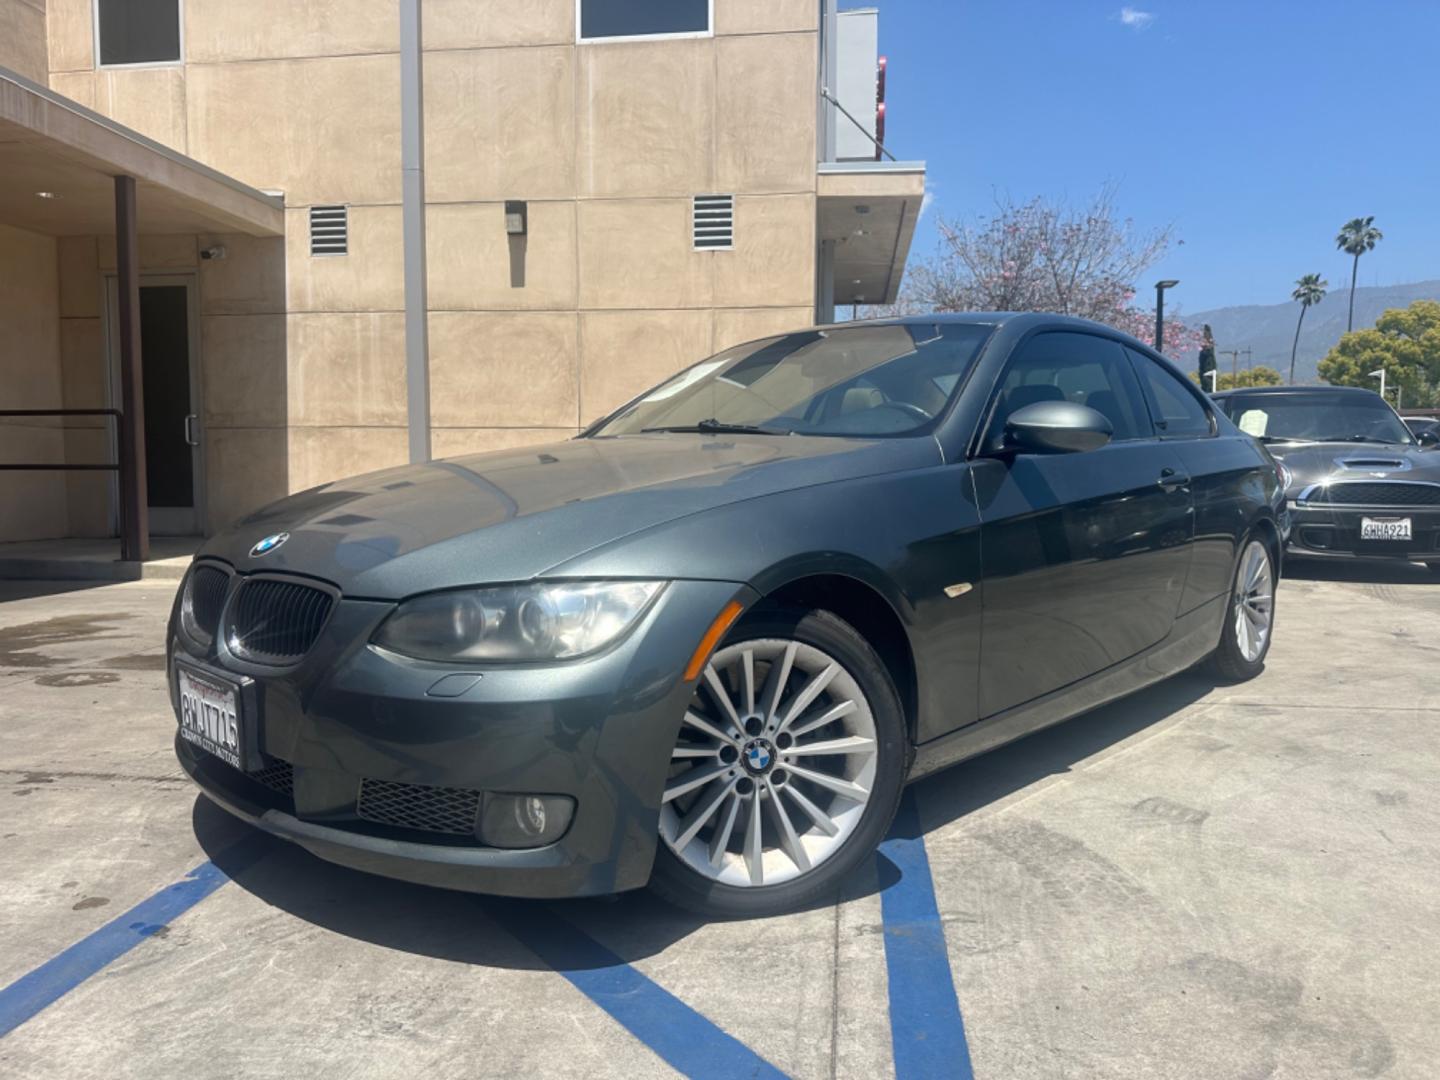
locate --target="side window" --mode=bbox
[96,0,182,66]
[985,332,1153,447]
[579,0,710,41]
[1127,348,1214,438]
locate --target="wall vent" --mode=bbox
[692,195,734,250]
[309,205,348,256]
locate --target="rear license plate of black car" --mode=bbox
[176,665,243,769]
[1360,516,1412,541]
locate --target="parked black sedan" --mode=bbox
[169,314,1285,918]
[1213,385,1440,573]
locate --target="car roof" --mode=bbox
[1210,385,1380,399]
[814,311,1158,348]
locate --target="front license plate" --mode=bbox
[1361,517,1412,541]
[177,666,243,769]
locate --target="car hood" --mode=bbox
[1268,440,1440,492]
[200,433,939,598]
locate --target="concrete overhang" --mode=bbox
[0,66,284,238]
[818,160,925,306]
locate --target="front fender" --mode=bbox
[547,464,985,740]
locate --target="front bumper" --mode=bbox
[169,574,754,899]
[1287,501,1440,562]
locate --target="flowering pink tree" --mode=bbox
[872,186,1202,357]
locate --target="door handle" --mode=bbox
[1157,467,1190,492]
[184,413,200,447]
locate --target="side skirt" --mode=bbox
[908,591,1227,780]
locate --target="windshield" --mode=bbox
[1218,392,1415,445]
[589,323,994,438]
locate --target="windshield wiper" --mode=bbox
[641,418,791,436]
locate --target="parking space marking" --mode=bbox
[0,836,269,1038]
[490,902,789,1079]
[878,791,975,1080]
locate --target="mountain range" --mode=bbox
[1177,280,1440,383]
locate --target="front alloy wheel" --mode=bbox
[651,607,906,918]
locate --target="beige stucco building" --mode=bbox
[0,0,923,550]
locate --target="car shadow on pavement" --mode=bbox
[196,670,1220,969]
[904,671,1217,839]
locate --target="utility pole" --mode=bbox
[1241,348,1253,371]
[1219,349,1241,383]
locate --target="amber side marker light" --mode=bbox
[684,600,745,682]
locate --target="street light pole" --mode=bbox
[1154,279,1179,352]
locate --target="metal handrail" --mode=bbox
[0,409,121,471]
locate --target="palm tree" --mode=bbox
[1335,216,1383,331]
[1288,273,1328,384]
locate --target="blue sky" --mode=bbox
[874,1,1440,314]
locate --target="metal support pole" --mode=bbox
[820,0,838,163]
[1154,285,1165,352]
[401,0,431,464]
[114,175,149,562]
[816,240,836,324]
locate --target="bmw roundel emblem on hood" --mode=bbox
[249,532,289,558]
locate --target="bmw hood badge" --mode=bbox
[249,532,289,558]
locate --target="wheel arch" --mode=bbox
[1248,512,1283,575]
[749,569,920,747]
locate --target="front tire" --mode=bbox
[649,606,907,919]
[1206,536,1276,682]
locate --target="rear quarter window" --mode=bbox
[1126,348,1214,438]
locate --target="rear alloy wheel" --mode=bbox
[1207,537,1275,681]
[650,607,906,918]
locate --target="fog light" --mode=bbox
[478,793,574,849]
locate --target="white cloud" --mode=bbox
[1116,6,1155,30]
[919,185,937,221]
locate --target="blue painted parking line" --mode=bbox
[491,903,789,1079]
[0,836,269,1038]
[878,790,975,1080]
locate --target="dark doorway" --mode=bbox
[107,275,202,535]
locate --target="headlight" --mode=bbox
[373,581,666,662]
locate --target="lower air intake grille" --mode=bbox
[248,760,294,800]
[1306,482,1440,507]
[357,779,481,837]
[225,578,334,665]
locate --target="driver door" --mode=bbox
[973,331,1193,717]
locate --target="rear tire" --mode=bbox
[649,605,907,919]
[1206,536,1276,682]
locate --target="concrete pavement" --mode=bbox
[0,562,1436,1078]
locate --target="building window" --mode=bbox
[96,0,182,67]
[578,0,711,42]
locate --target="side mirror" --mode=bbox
[1004,401,1114,454]
[1418,430,1439,448]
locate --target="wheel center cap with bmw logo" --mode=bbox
[249,532,289,558]
[741,737,776,775]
